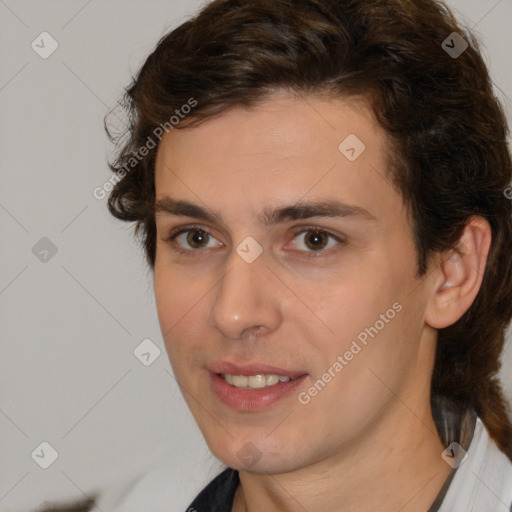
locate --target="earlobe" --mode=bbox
[425,217,492,330]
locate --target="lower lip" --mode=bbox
[210,372,308,411]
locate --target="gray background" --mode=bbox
[0,1,511,511]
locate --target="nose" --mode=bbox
[207,247,283,341]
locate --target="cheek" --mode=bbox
[312,266,389,337]
[310,269,422,407]
[305,251,413,378]
[153,262,205,362]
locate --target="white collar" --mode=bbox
[438,417,512,511]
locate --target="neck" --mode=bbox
[232,402,451,512]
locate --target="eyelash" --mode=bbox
[162,224,346,258]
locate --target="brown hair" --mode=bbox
[106,0,512,458]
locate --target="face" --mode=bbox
[153,92,436,474]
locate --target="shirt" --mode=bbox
[186,395,512,511]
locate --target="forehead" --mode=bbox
[154,91,403,224]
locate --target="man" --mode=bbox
[91,0,512,510]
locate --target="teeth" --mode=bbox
[248,374,266,388]
[266,374,280,386]
[232,375,248,387]
[223,373,292,389]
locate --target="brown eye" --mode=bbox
[291,228,342,254]
[167,226,223,253]
[303,230,329,251]
[186,229,210,248]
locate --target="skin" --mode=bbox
[153,91,491,511]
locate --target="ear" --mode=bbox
[425,216,492,329]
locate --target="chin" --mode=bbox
[209,433,310,474]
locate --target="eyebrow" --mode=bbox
[154,196,376,227]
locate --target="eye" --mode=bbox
[290,228,343,254]
[165,226,223,252]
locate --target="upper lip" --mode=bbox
[208,360,307,379]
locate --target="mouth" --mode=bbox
[208,361,308,411]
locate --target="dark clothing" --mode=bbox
[187,468,240,511]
